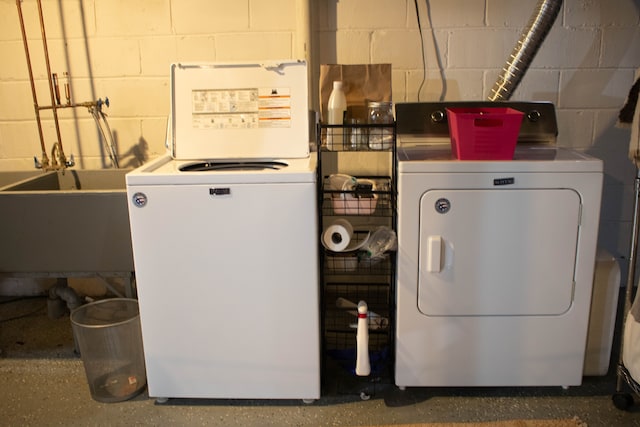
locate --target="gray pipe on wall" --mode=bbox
[488,0,563,101]
[48,278,82,319]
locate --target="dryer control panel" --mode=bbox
[396,101,558,145]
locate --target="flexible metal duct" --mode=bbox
[488,0,563,101]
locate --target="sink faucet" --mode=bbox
[46,142,76,169]
[49,142,75,169]
[50,142,62,168]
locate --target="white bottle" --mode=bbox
[355,300,371,376]
[326,81,347,150]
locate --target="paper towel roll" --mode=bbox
[322,219,354,252]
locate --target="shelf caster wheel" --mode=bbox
[612,393,634,411]
[561,385,569,390]
[359,391,371,401]
[398,386,406,391]
[155,397,169,404]
[302,398,315,405]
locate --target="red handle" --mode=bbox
[474,118,503,127]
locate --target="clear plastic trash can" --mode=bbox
[71,298,146,402]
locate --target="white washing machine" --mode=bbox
[126,61,320,400]
[394,102,603,388]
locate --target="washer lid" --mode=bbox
[170,60,310,160]
[179,161,288,172]
[125,154,317,186]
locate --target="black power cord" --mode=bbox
[414,0,447,102]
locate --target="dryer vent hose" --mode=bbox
[488,0,563,101]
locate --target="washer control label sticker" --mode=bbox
[435,198,450,214]
[132,192,147,208]
[191,87,291,129]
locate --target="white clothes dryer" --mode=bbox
[394,102,603,388]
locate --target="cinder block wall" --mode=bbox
[0,0,301,171]
[0,0,639,268]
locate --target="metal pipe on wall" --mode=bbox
[35,0,67,166]
[488,0,563,101]
[17,0,71,169]
[295,0,313,109]
[16,0,49,167]
[16,0,121,169]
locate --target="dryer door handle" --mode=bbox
[426,235,443,273]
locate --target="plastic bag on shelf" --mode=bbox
[361,226,397,260]
[328,174,357,191]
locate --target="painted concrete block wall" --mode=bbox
[0,0,638,271]
[317,0,640,268]
[0,0,299,171]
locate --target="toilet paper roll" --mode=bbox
[322,219,354,252]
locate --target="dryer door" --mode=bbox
[418,188,581,317]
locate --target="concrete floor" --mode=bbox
[1,295,640,427]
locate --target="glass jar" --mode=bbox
[347,118,367,150]
[367,101,393,150]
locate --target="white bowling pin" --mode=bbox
[355,300,371,376]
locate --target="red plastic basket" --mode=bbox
[446,107,524,160]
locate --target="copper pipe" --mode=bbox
[35,0,67,166]
[64,72,70,104]
[52,72,61,105]
[37,101,101,111]
[16,0,48,167]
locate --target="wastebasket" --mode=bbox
[71,298,146,403]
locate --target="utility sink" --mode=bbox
[0,169,134,274]
[0,170,43,188]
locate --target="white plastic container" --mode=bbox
[331,178,378,215]
[583,249,621,376]
[326,81,347,150]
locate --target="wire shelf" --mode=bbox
[322,176,394,217]
[319,123,396,152]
